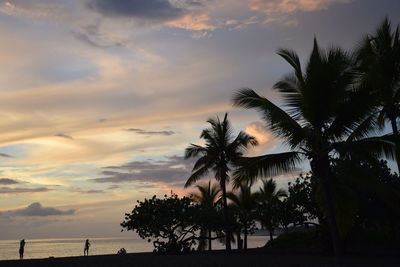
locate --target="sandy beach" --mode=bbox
[1,248,399,267]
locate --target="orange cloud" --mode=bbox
[250,0,353,14]
[167,13,216,31]
[245,122,277,156]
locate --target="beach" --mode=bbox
[0,236,268,261]
[0,248,399,267]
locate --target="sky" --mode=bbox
[0,0,399,240]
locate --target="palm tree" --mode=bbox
[227,183,257,249]
[185,113,258,251]
[190,180,221,250]
[232,39,396,258]
[356,18,400,172]
[254,179,287,242]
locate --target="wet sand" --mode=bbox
[0,248,399,267]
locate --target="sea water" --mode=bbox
[0,235,268,261]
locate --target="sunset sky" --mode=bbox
[0,0,399,240]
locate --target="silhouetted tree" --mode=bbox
[232,39,396,258]
[227,183,257,249]
[190,181,223,250]
[254,179,287,242]
[184,113,258,251]
[286,174,321,227]
[356,18,400,172]
[121,194,202,253]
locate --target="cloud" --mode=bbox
[71,30,121,49]
[0,187,50,194]
[245,122,277,156]
[107,185,120,190]
[126,128,175,136]
[0,153,13,158]
[250,0,353,14]
[91,155,194,184]
[86,0,186,22]
[249,0,354,25]
[70,187,105,194]
[85,0,219,36]
[0,0,70,24]
[166,13,216,31]
[0,202,75,217]
[70,23,125,48]
[54,133,74,140]
[0,178,20,185]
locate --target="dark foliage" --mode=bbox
[121,194,204,253]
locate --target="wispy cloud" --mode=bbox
[249,0,353,14]
[0,153,13,158]
[69,187,105,194]
[86,0,186,22]
[0,202,75,217]
[0,178,20,185]
[70,30,123,49]
[249,0,354,25]
[0,187,50,194]
[126,128,175,136]
[55,133,74,140]
[0,0,67,20]
[91,155,194,185]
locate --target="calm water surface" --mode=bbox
[0,236,268,261]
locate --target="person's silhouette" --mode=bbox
[84,239,91,256]
[19,239,25,260]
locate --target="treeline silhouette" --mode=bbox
[121,18,400,260]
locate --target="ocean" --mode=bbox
[0,235,268,261]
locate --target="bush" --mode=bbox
[265,231,320,249]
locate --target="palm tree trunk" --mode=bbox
[244,228,248,249]
[220,178,232,251]
[208,229,212,251]
[237,229,242,249]
[390,117,400,174]
[311,157,342,261]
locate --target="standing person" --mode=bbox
[19,239,25,260]
[84,239,90,256]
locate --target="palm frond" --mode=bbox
[185,166,210,188]
[232,88,305,148]
[227,131,258,160]
[232,152,303,187]
[328,89,379,140]
[277,48,304,85]
[191,155,213,172]
[346,111,379,141]
[333,135,396,161]
[185,144,207,159]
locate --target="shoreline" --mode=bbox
[1,248,399,267]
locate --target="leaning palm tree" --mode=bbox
[356,18,400,172]
[232,39,396,258]
[254,179,287,242]
[227,183,258,249]
[185,113,258,251]
[190,180,221,250]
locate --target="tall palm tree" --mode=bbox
[190,180,221,250]
[227,183,257,249]
[185,113,258,251]
[232,39,396,258]
[254,179,287,242]
[356,18,400,172]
